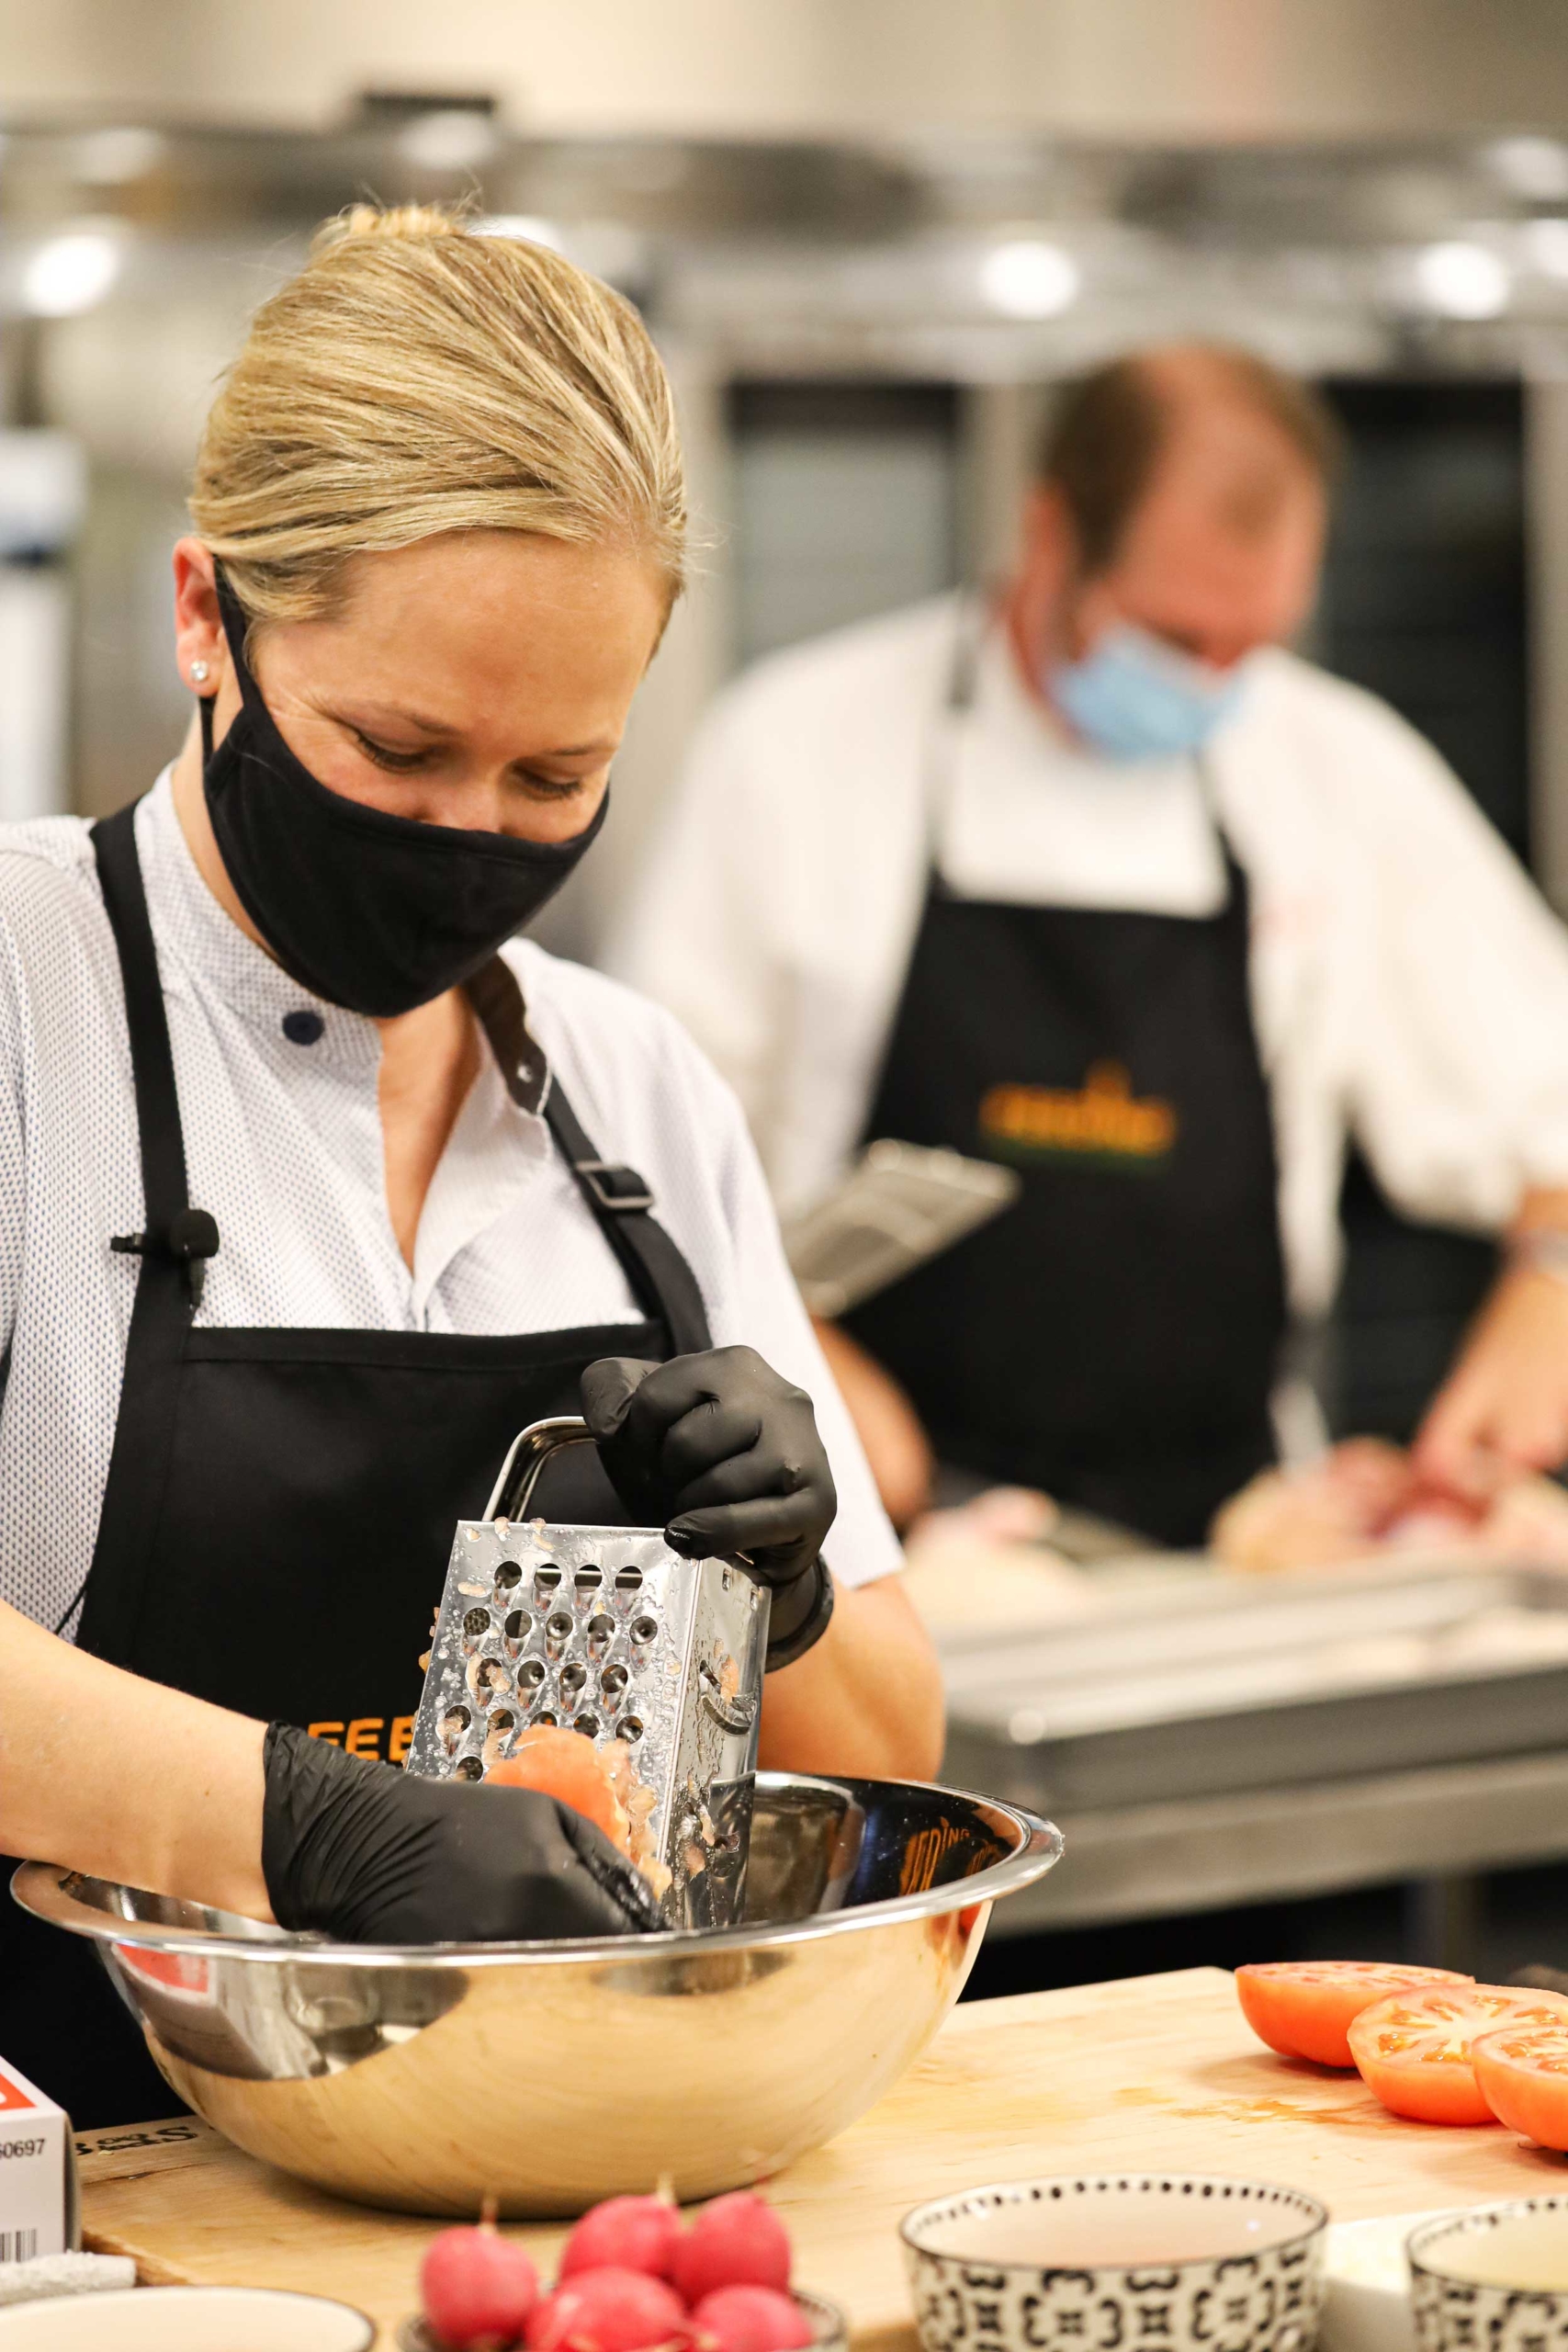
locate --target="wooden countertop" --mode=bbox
[76,1966,1568,2349]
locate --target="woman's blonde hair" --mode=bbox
[189,204,685,627]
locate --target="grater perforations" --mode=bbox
[407,1419,769,1928]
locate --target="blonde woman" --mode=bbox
[0,208,942,2125]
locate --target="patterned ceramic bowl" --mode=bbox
[0,2288,375,2350]
[1410,2200,1568,2352]
[901,2175,1328,2352]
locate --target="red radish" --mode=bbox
[422,2219,539,2351]
[674,2194,792,2305]
[692,2288,813,2352]
[561,2194,682,2282]
[526,2267,689,2352]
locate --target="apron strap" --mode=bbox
[931,614,1247,913]
[68,802,209,1653]
[466,951,714,1358]
[92,803,202,1251]
[68,809,713,1652]
[1194,752,1248,913]
[543,1082,713,1357]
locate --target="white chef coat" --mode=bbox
[0,771,901,1636]
[607,594,1568,1320]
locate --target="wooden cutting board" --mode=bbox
[76,1966,1568,2350]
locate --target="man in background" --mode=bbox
[610,346,1568,1546]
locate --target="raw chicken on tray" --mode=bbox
[1211,1437,1568,1571]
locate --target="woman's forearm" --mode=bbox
[811,1318,934,1532]
[757,1574,944,1782]
[0,1566,944,1928]
[0,1600,271,1920]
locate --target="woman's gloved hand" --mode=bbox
[261,1722,659,1942]
[581,1347,838,1668]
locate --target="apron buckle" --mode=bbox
[572,1159,655,1215]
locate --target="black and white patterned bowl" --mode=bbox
[1410,2199,1568,2352]
[901,2176,1328,2352]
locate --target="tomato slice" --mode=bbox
[1472,2023,1568,2147]
[1235,1962,1473,2069]
[1348,1984,1568,2125]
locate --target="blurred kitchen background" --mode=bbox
[13,0,1568,1449]
[14,3,1568,1984]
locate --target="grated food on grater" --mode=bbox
[488,1726,671,1898]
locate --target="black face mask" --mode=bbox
[199,571,608,1018]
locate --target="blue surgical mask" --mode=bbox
[1048,622,1251,763]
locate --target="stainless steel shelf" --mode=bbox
[984,1745,1568,1936]
[940,1559,1568,1950]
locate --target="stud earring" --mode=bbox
[190,660,210,685]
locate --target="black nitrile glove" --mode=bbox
[581,1348,838,1669]
[261,1722,660,1942]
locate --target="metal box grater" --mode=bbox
[405,1417,770,1929]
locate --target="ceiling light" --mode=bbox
[474,214,563,250]
[399,108,498,173]
[74,127,164,187]
[1412,240,1510,320]
[979,238,1080,321]
[22,231,122,319]
[1487,136,1568,201]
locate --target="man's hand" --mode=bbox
[1413,1264,1568,1497]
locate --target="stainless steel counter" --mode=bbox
[938,1556,1568,1963]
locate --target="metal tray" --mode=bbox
[940,1558,1568,1813]
[782,1139,1019,1317]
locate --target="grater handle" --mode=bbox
[698,1657,761,1733]
[484,1416,599,1522]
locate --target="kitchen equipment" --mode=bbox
[902,2176,1327,2352]
[0,2284,376,2350]
[406,1415,769,1928]
[1409,2200,1568,2352]
[782,1138,1019,1318]
[1321,2212,1454,2352]
[76,1967,1568,2342]
[14,1774,1061,2218]
[941,1557,1568,1814]
[0,2053,75,2264]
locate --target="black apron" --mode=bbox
[2,802,711,2128]
[845,658,1287,1549]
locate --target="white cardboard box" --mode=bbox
[0,2059,77,2260]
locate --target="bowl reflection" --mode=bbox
[15,1772,1060,2217]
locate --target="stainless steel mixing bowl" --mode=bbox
[15,1772,1060,2218]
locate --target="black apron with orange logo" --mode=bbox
[0,802,712,2128]
[845,823,1287,1547]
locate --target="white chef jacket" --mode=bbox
[0,772,902,1636]
[607,594,1568,1320]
